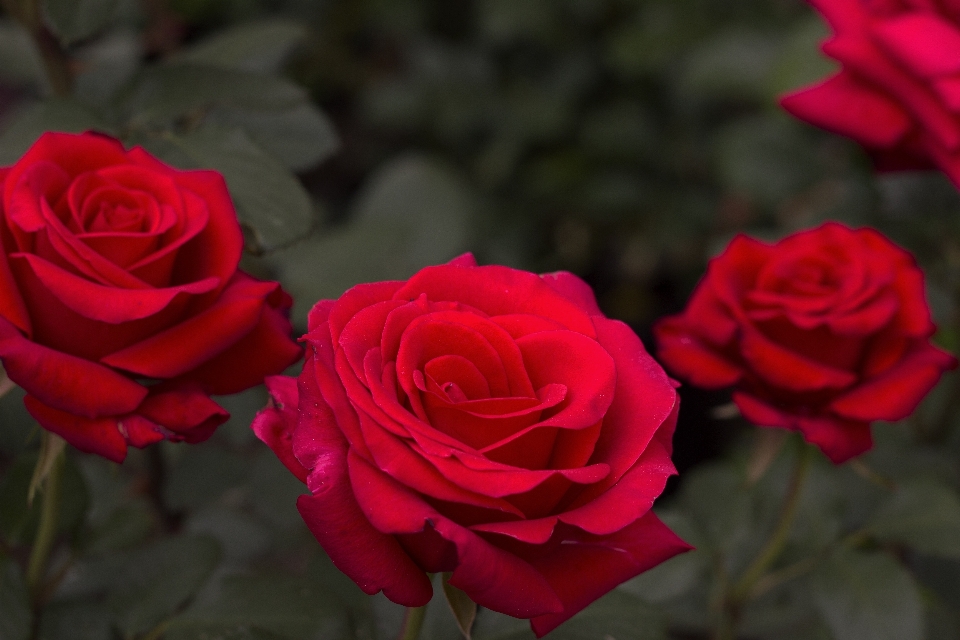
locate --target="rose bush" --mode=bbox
[252,254,689,637]
[0,132,302,462]
[655,222,956,463]
[780,0,960,183]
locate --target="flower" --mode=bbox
[0,132,302,462]
[780,0,960,183]
[252,254,689,637]
[654,222,956,463]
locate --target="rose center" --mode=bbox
[90,202,146,233]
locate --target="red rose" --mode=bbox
[654,222,956,463]
[252,254,689,637]
[0,132,302,462]
[780,0,960,182]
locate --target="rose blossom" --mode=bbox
[780,0,960,183]
[252,254,690,637]
[654,222,956,463]
[0,132,302,462]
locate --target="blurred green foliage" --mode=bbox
[1,0,960,639]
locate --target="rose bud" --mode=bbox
[252,254,690,637]
[0,132,302,462]
[655,222,957,463]
[780,0,960,183]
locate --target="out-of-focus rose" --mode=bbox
[780,0,960,182]
[655,222,956,463]
[253,254,689,637]
[0,132,302,462]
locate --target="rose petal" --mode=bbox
[3,133,128,207]
[353,407,524,515]
[577,318,679,498]
[297,435,433,609]
[653,316,743,388]
[0,248,30,336]
[446,252,479,267]
[780,73,912,148]
[732,391,793,429]
[180,294,301,395]
[821,36,960,151]
[327,281,405,342]
[796,414,873,464]
[136,384,228,442]
[558,437,676,536]
[120,415,166,449]
[11,252,218,323]
[830,342,957,421]
[539,271,603,316]
[252,375,308,483]
[470,516,559,544]
[528,513,692,637]
[394,264,597,337]
[24,394,128,462]
[514,329,616,429]
[162,169,243,291]
[740,326,857,392]
[872,14,960,78]
[0,316,147,418]
[347,451,563,618]
[101,274,278,378]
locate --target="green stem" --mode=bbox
[140,619,170,640]
[398,605,427,640]
[25,438,64,603]
[731,439,814,603]
[711,610,737,640]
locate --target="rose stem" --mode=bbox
[732,437,814,604]
[25,433,65,603]
[398,605,428,640]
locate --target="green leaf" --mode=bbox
[0,99,110,165]
[766,17,838,99]
[247,449,309,530]
[38,600,112,640]
[0,455,35,544]
[172,19,308,73]
[107,535,222,638]
[679,29,779,103]
[810,549,923,640]
[472,607,532,640]
[305,552,378,640]
[145,126,315,252]
[164,444,247,511]
[0,387,33,457]
[184,506,272,562]
[121,64,307,127]
[0,450,88,545]
[867,479,960,558]
[443,573,477,640]
[78,500,155,555]
[546,590,668,640]
[712,114,820,208]
[620,542,705,604]
[167,573,347,639]
[43,0,118,44]
[206,102,339,172]
[0,558,30,640]
[60,535,221,638]
[264,154,474,327]
[679,462,752,555]
[0,20,46,89]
